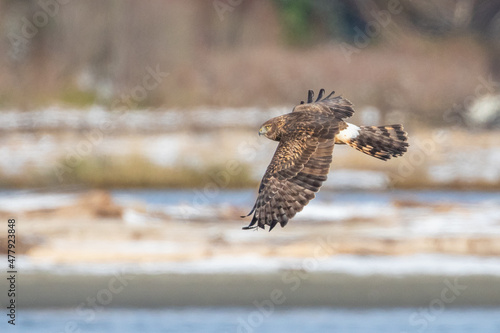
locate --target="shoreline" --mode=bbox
[2,128,500,190]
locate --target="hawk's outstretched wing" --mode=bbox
[242,90,355,231]
[294,89,355,119]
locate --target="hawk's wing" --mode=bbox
[293,89,355,119]
[243,91,354,231]
[242,135,324,231]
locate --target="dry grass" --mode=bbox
[0,155,256,189]
[63,155,255,189]
[159,34,488,123]
[0,0,492,131]
[1,127,499,190]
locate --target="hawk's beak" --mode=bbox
[259,127,267,136]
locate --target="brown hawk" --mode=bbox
[242,89,408,231]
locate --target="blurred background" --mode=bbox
[1,0,500,332]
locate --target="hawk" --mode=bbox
[242,89,408,231]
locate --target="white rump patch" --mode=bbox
[335,122,360,143]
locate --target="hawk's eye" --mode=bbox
[266,125,271,130]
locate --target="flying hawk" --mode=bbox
[242,89,408,231]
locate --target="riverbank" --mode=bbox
[3,189,500,262]
[1,111,500,190]
[1,188,499,309]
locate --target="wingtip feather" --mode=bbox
[315,89,325,102]
[307,90,314,103]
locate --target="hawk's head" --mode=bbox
[259,118,283,141]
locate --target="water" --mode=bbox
[1,188,497,209]
[2,189,500,333]
[7,308,500,333]
[111,188,500,206]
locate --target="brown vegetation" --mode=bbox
[1,1,499,129]
[2,1,500,190]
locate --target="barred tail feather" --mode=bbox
[341,124,409,161]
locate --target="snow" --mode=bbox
[0,105,287,132]
[0,192,78,212]
[1,106,500,187]
[16,254,500,276]
[323,169,390,190]
[3,189,500,276]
